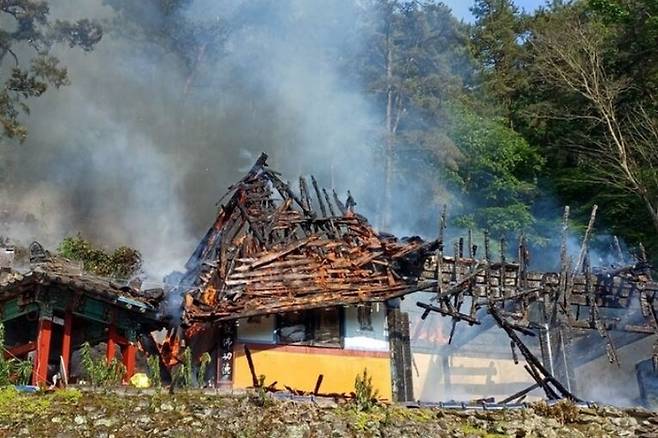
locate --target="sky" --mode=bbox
[446,0,546,22]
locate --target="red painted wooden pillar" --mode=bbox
[61,311,73,379]
[106,324,118,362]
[32,318,53,385]
[122,343,137,381]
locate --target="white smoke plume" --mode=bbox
[1,0,387,279]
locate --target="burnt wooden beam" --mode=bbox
[244,345,259,388]
[417,302,480,325]
[310,175,327,217]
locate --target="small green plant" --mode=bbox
[80,342,125,387]
[532,399,579,425]
[248,374,271,407]
[0,328,11,386]
[170,348,215,389]
[172,346,193,388]
[197,352,211,386]
[11,358,32,385]
[146,354,162,388]
[0,324,34,386]
[52,388,82,404]
[182,347,193,387]
[353,368,379,412]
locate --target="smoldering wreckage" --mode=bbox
[1,152,658,407]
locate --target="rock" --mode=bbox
[285,423,310,438]
[160,402,174,412]
[137,415,151,425]
[94,418,114,428]
[74,415,87,425]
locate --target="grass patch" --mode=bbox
[0,387,51,418]
[460,424,507,437]
[52,388,82,405]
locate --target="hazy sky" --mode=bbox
[446,0,545,21]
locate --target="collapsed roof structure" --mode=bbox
[417,207,658,403]
[180,153,438,325]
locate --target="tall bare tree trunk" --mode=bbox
[382,31,394,231]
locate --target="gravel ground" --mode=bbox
[0,387,657,437]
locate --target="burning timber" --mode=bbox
[173,153,658,404]
[179,152,438,325]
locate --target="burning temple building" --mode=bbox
[171,153,658,405]
[174,153,437,399]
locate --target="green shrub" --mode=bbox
[353,368,379,412]
[170,348,215,389]
[197,352,211,386]
[58,235,142,279]
[146,354,162,388]
[248,374,271,407]
[79,342,125,387]
[0,324,34,386]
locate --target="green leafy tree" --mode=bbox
[358,0,474,227]
[449,105,545,240]
[470,0,530,127]
[58,235,142,279]
[0,1,102,141]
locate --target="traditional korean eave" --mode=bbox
[0,259,163,319]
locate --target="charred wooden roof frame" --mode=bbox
[416,205,658,403]
[180,153,439,324]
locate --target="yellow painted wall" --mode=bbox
[234,346,393,400]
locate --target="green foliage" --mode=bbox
[197,352,211,387]
[172,347,209,389]
[181,346,193,387]
[0,324,34,387]
[52,388,82,405]
[58,235,142,279]
[449,106,544,240]
[0,386,51,416]
[248,374,270,407]
[146,354,162,389]
[353,368,379,412]
[470,0,528,122]
[0,1,102,141]
[79,342,125,387]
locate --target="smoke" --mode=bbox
[0,0,391,279]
